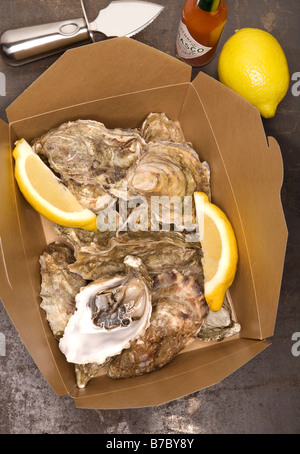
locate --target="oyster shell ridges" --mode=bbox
[140,112,186,144]
[32,119,146,213]
[68,230,205,285]
[39,242,86,339]
[37,113,238,388]
[108,270,208,379]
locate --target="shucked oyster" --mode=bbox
[32,119,146,212]
[59,255,152,366]
[39,241,105,388]
[108,270,208,378]
[39,242,86,339]
[140,112,186,144]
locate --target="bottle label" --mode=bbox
[176,21,212,59]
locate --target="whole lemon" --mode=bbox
[218,28,289,118]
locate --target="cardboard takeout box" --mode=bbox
[0,37,288,408]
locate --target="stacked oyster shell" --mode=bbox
[37,113,239,388]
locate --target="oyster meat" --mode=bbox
[108,270,208,378]
[140,112,186,144]
[39,242,86,339]
[32,119,146,212]
[59,255,152,366]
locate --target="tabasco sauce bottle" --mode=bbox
[176,0,228,66]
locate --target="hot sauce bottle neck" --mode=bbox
[197,0,221,12]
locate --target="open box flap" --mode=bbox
[72,338,270,409]
[0,119,10,299]
[0,120,72,396]
[191,72,288,339]
[6,37,191,124]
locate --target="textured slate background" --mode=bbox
[0,0,299,434]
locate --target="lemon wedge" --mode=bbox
[194,192,238,311]
[13,139,97,231]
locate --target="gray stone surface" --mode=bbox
[0,0,299,434]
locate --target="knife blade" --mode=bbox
[89,1,164,38]
[0,0,164,66]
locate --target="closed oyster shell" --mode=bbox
[68,231,204,284]
[66,180,112,213]
[108,270,208,378]
[198,296,241,342]
[53,223,115,256]
[32,119,146,212]
[59,256,153,366]
[75,363,102,389]
[114,141,210,199]
[39,242,86,339]
[109,141,211,229]
[140,112,186,144]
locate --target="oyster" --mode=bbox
[198,296,241,342]
[68,231,204,284]
[75,363,103,389]
[53,223,114,256]
[32,119,146,212]
[37,113,240,389]
[39,242,86,339]
[110,141,211,229]
[140,112,186,144]
[59,255,152,366]
[115,141,210,199]
[66,180,114,213]
[108,270,208,378]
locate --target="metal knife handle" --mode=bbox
[0,18,92,66]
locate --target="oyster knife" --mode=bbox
[0,0,164,66]
[88,1,164,37]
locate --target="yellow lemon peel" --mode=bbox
[194,192,238,311]
[13,139,97,231]
[218,28,289,118]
